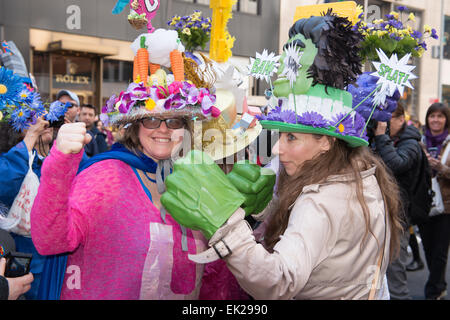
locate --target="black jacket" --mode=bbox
[84,126,109,158]
[0,229,16,300]
[374,125,423,224]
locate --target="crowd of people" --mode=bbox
[0,4,449,301]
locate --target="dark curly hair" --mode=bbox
[0,122,24,154]
[287,9,363,90]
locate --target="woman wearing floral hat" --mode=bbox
[161,10,404,300]
[30,77,223,299]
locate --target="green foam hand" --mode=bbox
[226,161,276,216]
[160,150,245,240]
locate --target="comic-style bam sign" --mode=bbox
[279,43,304,89]
[371,48,417,107]
[248,50,281,84]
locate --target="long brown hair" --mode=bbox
[264,136,403,261]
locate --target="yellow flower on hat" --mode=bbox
[145,98,156,111]
[134,75,142,84]
[408,13,416,22]
[424,24,432,34]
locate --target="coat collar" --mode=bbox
[288,166,377,210]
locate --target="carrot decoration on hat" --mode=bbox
[136,36,149,85]
[170,49,184,82]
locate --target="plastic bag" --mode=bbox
[430,144,450,217]
[430,177,445,217]
[0,151,39,236]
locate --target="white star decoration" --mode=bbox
[371,49,417,107]
[279,43,304,89]
[248,49,281,83]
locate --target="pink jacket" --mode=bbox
[30,145,207,300]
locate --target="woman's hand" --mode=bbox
[426,152,443,171]
[56,122,92,155]
[375,122,388,136]
[23,117,50,151]
[0,258,34,300]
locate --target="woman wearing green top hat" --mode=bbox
[160,11,404,300]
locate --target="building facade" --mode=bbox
[0,0,280,109]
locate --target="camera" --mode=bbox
[48,118,65,128]
[4,252,32,278]
[428,147,439,159]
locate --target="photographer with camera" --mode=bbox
[371,103,425,300]
[0,98,89,300]
[0,117,52,300]
[56,90,80,124]
[0,229,34,300]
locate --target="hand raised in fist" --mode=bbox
[56,122,92,154]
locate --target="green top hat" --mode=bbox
[259,10,369,148]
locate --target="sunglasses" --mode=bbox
[141,117,186,129]
[65,102,78,109]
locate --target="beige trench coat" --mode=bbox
[219,166,391,300]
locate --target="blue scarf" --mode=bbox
[77,143,158,174]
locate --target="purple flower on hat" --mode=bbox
[201,94,216,115]
[148,86,160,102]
[279,110,297,124]
[197,88,211,104]
[99,113,110,127]
[397,6,408,12]
[128,82,150,100]
[259,106,282,122]
[332,112,369,142]
[103,94,117,113]
[164,93,187,110]
[116,92,133,114]
[297,112,329,128]
[180,85,200,105]
[332,113,356,136]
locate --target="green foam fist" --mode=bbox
[226,161,276,216]
[160,150,245,239]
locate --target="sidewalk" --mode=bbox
[406,232,449,300]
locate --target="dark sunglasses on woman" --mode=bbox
[141,117,186,129]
